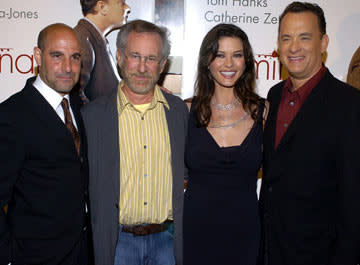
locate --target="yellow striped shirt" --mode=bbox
[117,82,173,225]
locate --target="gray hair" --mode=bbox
[116,19,171,62]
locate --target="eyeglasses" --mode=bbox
[125,52,161,66]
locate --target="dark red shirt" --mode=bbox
[275,66,326,149]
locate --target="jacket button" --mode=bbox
[115,203,119,209]
[268,186,273,192]
[80,157,84,163]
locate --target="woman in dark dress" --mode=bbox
[183,24,267,265]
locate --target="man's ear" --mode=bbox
[116,50,122,67]
[321,34,329,54]
[95,0,108,15]
[33,47,42,67]
[159,58,167,74]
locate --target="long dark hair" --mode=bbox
[193,23,262,127]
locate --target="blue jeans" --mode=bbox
[114,223,175,265]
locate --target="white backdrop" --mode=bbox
[182,0,360,98]
[1,0,360,102]
[0,0,153,102]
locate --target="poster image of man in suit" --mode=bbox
[259,2,360,265]
[74,0,131,102]
[0,23,91,265]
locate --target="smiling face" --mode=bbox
[34,27,81,96]
[278,11,328,88]
[117,31,166,96]
[209,37,246,91]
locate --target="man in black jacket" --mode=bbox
[259,2,360,265]
[0,23,91,265]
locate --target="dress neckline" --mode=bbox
[204,120,257,150]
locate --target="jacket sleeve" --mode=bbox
[0,105,25,264]
[331,89,360,264]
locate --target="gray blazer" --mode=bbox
[81,88,188,265]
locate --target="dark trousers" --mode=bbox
[11,227,93,265]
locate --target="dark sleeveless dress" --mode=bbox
[183,103,264,265]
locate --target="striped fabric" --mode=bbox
[117,82,173,225]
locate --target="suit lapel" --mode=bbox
[162,92,183,213]
[264,73,329,182]
[264,85,282,155]
[70,91,87,157]
[164,107,176,159]
[102,90,120,198]
[70,92,83,133]
[275,76,325,154]
[22,79,70,138]
[163,95,178,176]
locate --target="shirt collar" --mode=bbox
[83,17,107,42]
[284,65,327,96]
[33,75,70,111]
[117,81,169,115]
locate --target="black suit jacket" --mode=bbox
[0,77,89,264]
[259,70,360,265]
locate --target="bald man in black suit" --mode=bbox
[0,23,91,265]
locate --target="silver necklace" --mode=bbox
[211,99,240,111]
[208,113,249,129]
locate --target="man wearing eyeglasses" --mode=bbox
[81,20,188,265]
